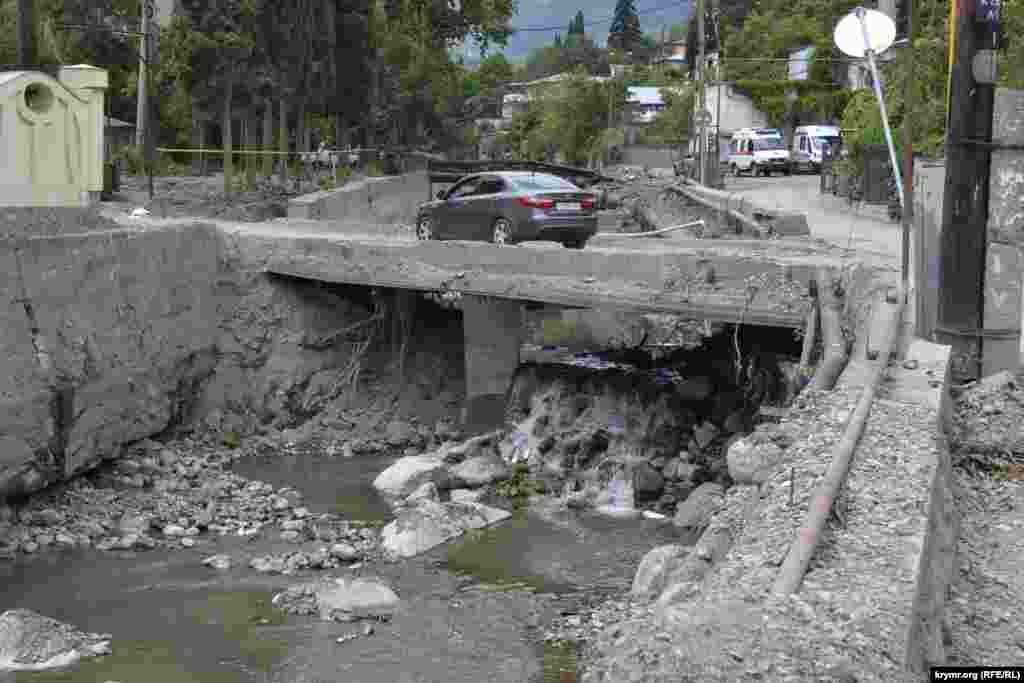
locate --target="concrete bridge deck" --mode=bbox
[259,229,856,328]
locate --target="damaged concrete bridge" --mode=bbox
[260,230,871,431]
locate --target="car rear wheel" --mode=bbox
[491,218,512,246]
[415,215,435,241]
[563,238,587,249]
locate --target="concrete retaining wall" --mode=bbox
[0,222,223,498]
[287,171,431,225]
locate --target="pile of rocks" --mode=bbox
[0,609,111,672]
[0,437,375,561]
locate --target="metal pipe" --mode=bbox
[774,286,904,595]
[857,7,905,212]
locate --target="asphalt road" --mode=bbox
[720,171,902,265]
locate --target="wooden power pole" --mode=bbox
[16,0,37,67]
[936,0,997,379]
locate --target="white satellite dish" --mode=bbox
[833,7,897,58]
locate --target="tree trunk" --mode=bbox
[191,104,207,176]
[296,99,307,153]
[279,97,289,185]
[262,97,274,178]
[223,76,234,196]
[246,111,260,182]
[335,114,346,150]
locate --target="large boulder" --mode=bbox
[0,609,111,671]
[379,500,511,559]
[631,545,690,601]
[726,438,784,485]
[372,455,449,500]
[673,482,725,532]
[448,453,510,488]
[314,577,400,620]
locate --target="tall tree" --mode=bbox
[608,0,642,53]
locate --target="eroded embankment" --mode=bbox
[0,218,467,505]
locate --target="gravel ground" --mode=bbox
[947,370,1024,667]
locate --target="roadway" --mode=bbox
[720,172,902,267]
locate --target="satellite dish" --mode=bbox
[833,7,896,58]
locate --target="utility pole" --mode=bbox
[936,0,997,379]
[697,0,706,185]
[713,1,723,189]
[135,0,150,149]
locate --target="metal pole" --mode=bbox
[135,0,149,149]
[145,0,155,201]
[697,0,707,185]
[857,8,904,211]
[900,0,915,303]
[713,5,723,189]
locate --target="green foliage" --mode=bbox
[222,431,242,449]
[524,34,610,81]
[608,0,643,53]
[651,84,696,144]
[496,463,545,504]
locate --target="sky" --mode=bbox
[459,0,694,62]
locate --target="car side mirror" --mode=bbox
[436,190,447,200]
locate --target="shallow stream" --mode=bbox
[2,452,686,683]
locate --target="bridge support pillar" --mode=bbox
[461,295,523,435]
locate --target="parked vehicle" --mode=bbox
[728,128,791,177]
[789,125,842,174]
[415,171,598,249]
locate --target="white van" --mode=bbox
[728,128,791,177]
[790,125,841,173]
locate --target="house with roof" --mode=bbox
[651,40,687,69]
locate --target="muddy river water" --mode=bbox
[1,453,686,683]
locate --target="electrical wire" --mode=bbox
[509,0,690,33]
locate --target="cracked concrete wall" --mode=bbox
[288,171,430,225]
[0,222,223,499]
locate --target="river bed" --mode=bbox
[1,451,688,683]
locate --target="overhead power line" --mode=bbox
[509,0,689,33]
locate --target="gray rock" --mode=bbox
[314,577,400,620]
[202,554,232,571]
[631,544,690,600]
[405,481,440,504]
[448,453,510,488]
[675,463,701,484]
[632,464,664,496]
[280,530,302,543]
[449,488,487,504]
[162,524,186,538]
[250,556,286,574]
[329,543,360,562]
[380,500,511,559]
[385,420,419,448]
[726,438,784,485]
[281,519,305,532]
[0,609,111,671]
[673,482,725,532]
[372,455,450,500]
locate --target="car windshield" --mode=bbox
[813,135,841,149]
[753,138,785,151]
[510,175,579,192]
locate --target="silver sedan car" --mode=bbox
[415,171,598,249]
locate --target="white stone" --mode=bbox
[449,488,487,504]
[372,455,450,500]
[0,609,110,671]
[448,453,510,488]
[673,482,725,532]
[726,438,784,485]
[202,554,232,571]
[162,524,186,537]
[405,481,440,504]
[632,545,690,600]
[315,578,400,620]
[379,500,511,559]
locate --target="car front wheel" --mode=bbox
[563,238,587,249]
[492,218,513,246]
